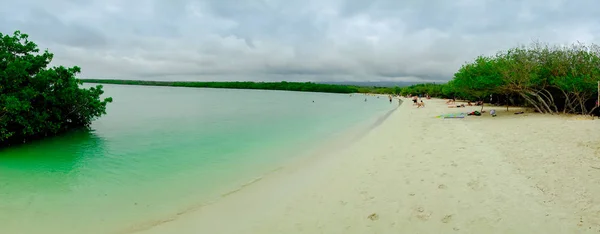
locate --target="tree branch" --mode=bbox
[520,92,545,113]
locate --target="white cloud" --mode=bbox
[1,0,600,82]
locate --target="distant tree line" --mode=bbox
[397,42,600,116]
[81,79,375,94]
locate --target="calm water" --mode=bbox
[0,84,396,234]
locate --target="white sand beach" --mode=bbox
[136,99,600,234]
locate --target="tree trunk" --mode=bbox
[574,93,588,115]
[520,92,545,114]
[558,88,576,114]
[564,92,579,113]
[588,105,599,119]
[526,91,553,114]
[566,95,579,113]
[538,88,559,113]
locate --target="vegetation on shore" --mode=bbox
[398,42,600,116]
[81,79,396,94]
[0,31,113,146]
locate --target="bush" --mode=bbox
[399,42,600,115]
[0,31,113,146]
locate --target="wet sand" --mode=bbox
[137,99,600,234]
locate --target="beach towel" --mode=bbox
[437,113,466,119]
[468,111,481,116]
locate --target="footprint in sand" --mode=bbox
[467,180,483,191]
[413,207,432,221]
[441,214,454,223]
[438,184,447,189]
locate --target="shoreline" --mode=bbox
[119,100,400,234]
[137,98,600,234]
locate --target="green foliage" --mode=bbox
[405,42,600,115]
[396,83,450,98]
[0,31,112,146]
[453,55,505,99]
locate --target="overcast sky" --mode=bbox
[1,0,599,82]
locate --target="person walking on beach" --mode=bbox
[389,95,392,103]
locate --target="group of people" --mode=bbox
[387,95,402,105]
[411,96,425,108]
[467,101,484,106]
[407,95,498,111]
[447,98,485,108]
[361,94,403,105]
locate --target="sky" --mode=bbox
[1,0,600,82]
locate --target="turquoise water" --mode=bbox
[0,84,396,234]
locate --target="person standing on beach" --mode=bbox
[389,95,392,103]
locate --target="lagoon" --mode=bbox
[0,84,396,234]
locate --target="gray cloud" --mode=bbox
[1,0,600,82]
